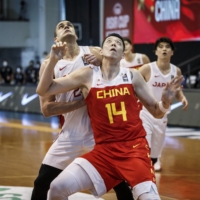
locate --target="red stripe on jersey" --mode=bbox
[58,115,65,128]
[129,65,142,70]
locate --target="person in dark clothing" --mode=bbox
[14,66,24,85]
[25,60,38,85]
[0,59,13,84]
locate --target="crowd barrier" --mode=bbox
[0,85,41,114]
[0,86,199,128]
[168,89,200,128]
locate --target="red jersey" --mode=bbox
[85,66,146,144]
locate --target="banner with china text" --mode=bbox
[133,0,200,44]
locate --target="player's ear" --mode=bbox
[122,52,125,59]
[100,48,103,56]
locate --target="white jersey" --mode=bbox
[142,61,177,116]
[54,46,93,140]
[120,53,143,69]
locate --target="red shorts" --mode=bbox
[81,137,156,192]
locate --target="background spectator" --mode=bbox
[14,66,24,85]
[25,60,37,85]
[0,59,13,85]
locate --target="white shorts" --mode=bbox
[140,110,167,158]
[42,133,95,170]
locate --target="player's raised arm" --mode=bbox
[175,67,188,111]
[36,42,91,97]
[132,69,184,118]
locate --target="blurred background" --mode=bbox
[0,0,200,127]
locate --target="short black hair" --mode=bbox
[123,38,132,45]
[154,37,175,51]
[102,33,125,51]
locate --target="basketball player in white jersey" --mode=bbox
[31,20,100,200]
[36,33,183,200]
[139,37,188,171]
[120,38,150,70]
[31,21,134,200]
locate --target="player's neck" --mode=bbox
[156,59,171,72]
[124,52,135,62]
[63,43,80,60]
[101,59,120,81]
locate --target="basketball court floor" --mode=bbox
[0,111,199,200]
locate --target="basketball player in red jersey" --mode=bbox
[120,38,150,70]
[37,33,183,200]
[32,22,133,200]
[139,37,188,171]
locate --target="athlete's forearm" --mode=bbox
[37,57,58,96]
[41,100,86,117]
[175,90,185,102]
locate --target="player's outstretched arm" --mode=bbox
[175,67,188,111]
[38,59,86,117]
[36,42,91,97]
[132,69,184,118]
[40,96,86,117]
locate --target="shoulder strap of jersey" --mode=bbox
[170,63,177,76]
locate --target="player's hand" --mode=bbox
[181,96,188,111]
[84,54,101,66]
[162,75,184,107]
[50,42,67,61]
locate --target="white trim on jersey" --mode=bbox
[91,66,133,88]
[120,53,143,68]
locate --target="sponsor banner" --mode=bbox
[103,0,133,38]
[168,90,200,128]
[0,86,41,113]
[0,186,104,200]
[133,0,200,44]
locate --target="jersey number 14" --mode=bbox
[105,102,127,124]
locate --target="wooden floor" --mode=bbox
[0,113,199,200]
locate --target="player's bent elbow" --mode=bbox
[41,104,52,117]
[41,108,50,117]
[36,88,42,96]
[36,88,46,97]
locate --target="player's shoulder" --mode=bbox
[141,54,150,64]
[175,65,182,75]
[76,64,95,74]
[138,63,151,78]
[89,46,101,50]
[139,63,151,71]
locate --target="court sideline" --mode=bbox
[0,111,199,200]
